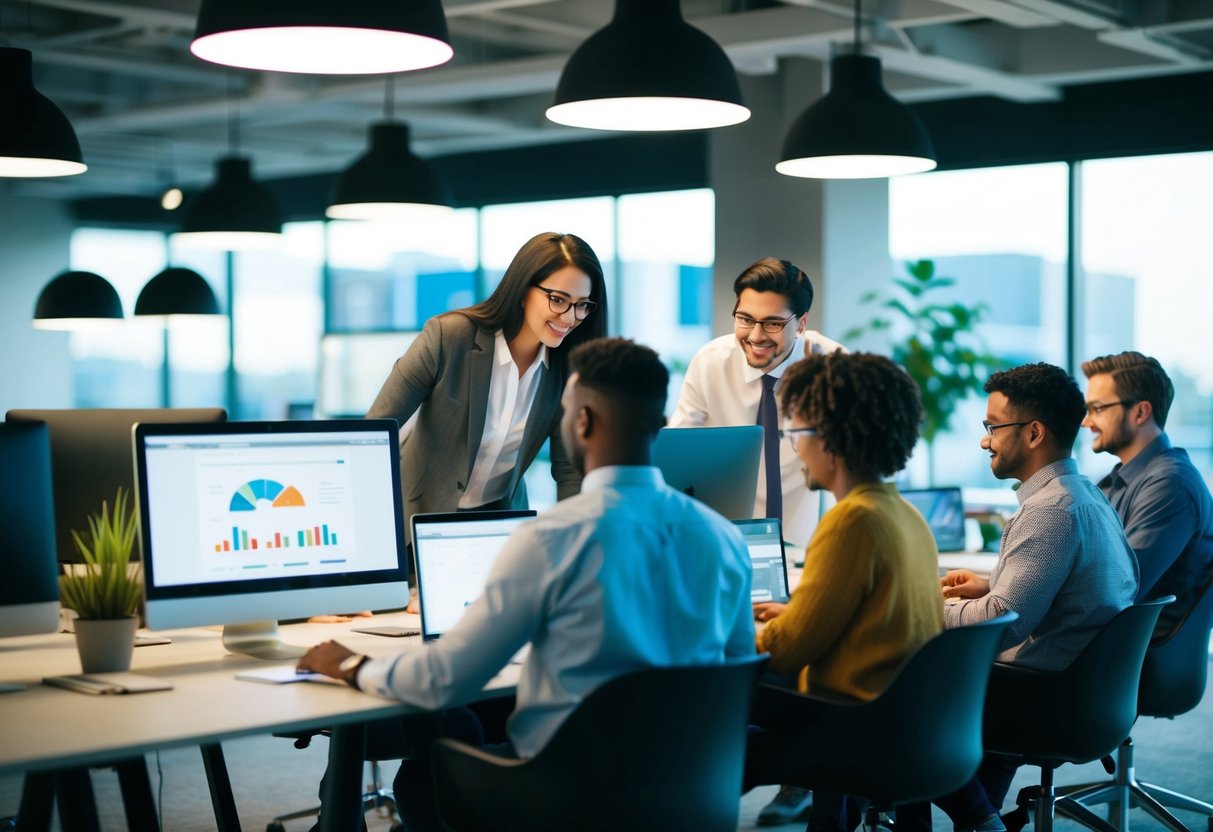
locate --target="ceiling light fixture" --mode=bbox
[134,267,222,318]
[190,0,453,75]
[776,0,936,179]
[547,0,749,132]
[0,47,87,177]
[174,89,282,251]
[32,271,122,330]
[327,78,452,223]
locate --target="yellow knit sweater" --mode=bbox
[757,482,944,701]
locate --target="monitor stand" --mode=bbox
[222,621,306,660]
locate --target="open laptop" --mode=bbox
[735,518,791,604]
[653,425,762,521]
[901,487,967,552]
[412,510,537,640]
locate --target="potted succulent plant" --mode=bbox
[59,488,142,673]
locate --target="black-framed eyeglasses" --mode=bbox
[1085,400,1137,417]
[733,313,797,334]
[779,427,818,450]
[982,420,1032,437]
[535,285,597,320]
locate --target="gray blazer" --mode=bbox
[367,313,581,541]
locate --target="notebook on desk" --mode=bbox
[735,518,791,604]
[901,487,967,552]
[411,510,536,641]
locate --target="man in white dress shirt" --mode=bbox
[671,257,843,825]
[300,338,755,831]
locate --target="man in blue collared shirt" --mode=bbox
[1081,351,1213,634]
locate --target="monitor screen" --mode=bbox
[5,408,226,563]
[412,510,536,640]
[134,419,408,659]
[734,518,790,604]
[901,487,967,552]
[0,423,60,642]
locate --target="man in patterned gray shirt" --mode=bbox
[903,363,1139,832]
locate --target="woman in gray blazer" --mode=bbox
[368,231,608,544]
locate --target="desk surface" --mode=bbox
[0,612,516,777]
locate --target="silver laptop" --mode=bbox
[412,510,536,640]
[735,518,791,604]
[654,425,762,521]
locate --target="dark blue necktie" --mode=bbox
[757,374,783,522]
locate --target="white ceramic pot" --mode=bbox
[73,615,139,673]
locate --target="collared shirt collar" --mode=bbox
[1108,432,1172,490]
[494,329,549,370]
[580,465,664,493]
[1015,457,1079,505]
[739,331,804,385]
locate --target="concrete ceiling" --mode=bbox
[4,0,1213,200]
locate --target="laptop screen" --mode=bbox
[653,426,762,521]
[734,518,791,604]
[412,510,536,640]
[900,487,966,552]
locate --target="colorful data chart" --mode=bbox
[216,524,338,553]
[229,479,306,512]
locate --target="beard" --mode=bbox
[1091,418,1134,455]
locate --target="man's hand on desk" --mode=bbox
[753,602,788,623]
[297,640,357,682]
[940,569,990,600]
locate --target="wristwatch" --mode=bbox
[338,653,370,689]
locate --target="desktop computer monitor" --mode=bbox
[6,407,226,563]
[133,419,409,659]
[0,423,60,641]
[653,425,762,520]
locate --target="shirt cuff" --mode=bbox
[353,656,396,698]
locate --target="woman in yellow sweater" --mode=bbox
[747,352,945,832]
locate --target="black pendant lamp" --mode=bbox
[0,47,87,177]
[33,271,122,330]
[135,268,222,318]
[190,0,453,75]
[327,79,451,222]
[777,1,936,179]
[547,0,749,132]
[175,93,282,250]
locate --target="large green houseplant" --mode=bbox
[844,259,1003,484]
[60,487,143,672]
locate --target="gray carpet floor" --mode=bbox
[3,664,1212,831]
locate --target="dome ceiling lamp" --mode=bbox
[776,0,936,179]
[0,47,87,177]
[326,77,453,223]
[174,90,283,251]
[32,271,122,330]
[190,0,453,75]
[134,267,222,319]
[546,0,750,132]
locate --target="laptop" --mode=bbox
[653,425,762,521]
[412,510,536,640]
[900,487,967,552]
[734,518,791,604]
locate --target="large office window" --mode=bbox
[1077,152,1213,482]
[889,163,1069,488]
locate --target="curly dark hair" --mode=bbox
[1081,351,1174,429]
[984,362,1086,450]
[570,338,668,435]
[779,352,923,479]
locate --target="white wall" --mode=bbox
[0,192,75,412]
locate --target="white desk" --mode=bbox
[938,551,999,577]
[0,612,516,831]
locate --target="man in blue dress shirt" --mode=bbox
[1081,351,1213,634]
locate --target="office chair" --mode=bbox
[983,597,1171,832]
[265,729,403,832]
[1055,575,1213,832]
[745,613,1018,832]
[429,655,768,832]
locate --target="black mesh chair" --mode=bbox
[745,613,1017,832]
[984,597,1172,832]
[1055,576,1213,832]
[429,656,768,832]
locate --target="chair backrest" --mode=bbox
[984,597,1171,764]
[1139,574,1213,718]
[437,655,767,832]
[806,612,1017,805]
